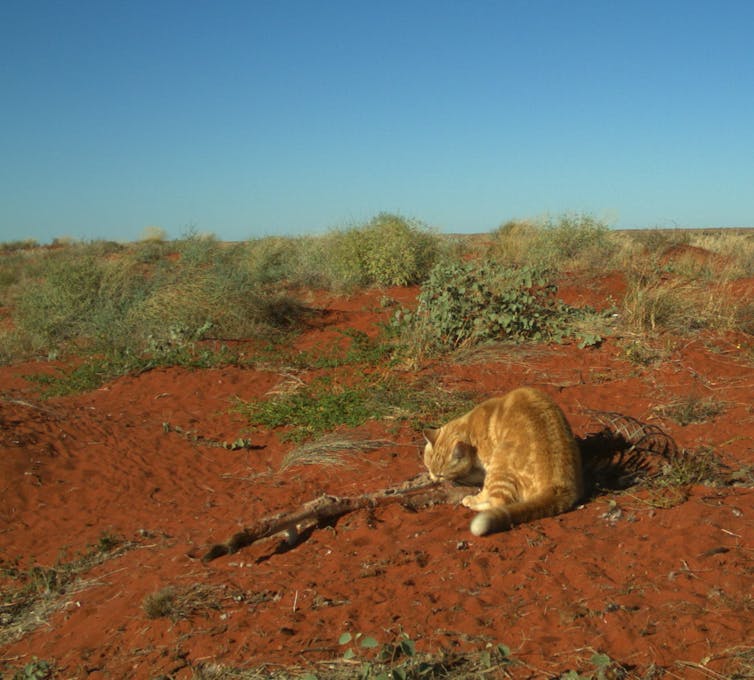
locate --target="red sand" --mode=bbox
[1,279,753,678]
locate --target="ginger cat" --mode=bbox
[423,387,583,536]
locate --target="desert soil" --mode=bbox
[1,274,753,679]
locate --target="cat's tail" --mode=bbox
[469,487,579,537]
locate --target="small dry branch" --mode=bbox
[579,409,680,492]
[202,473,473,563]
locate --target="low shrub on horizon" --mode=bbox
[313,212,441,290]
[491,213,618,272]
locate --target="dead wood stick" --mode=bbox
[202,473,475,563]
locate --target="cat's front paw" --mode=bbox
[462,494,491,511]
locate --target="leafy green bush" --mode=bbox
[392,261,571,355]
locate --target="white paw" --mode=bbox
[462,495,490,511]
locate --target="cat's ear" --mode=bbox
[423,428,439,446]
[452,441,469,461]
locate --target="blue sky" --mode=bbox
[2,1,753,243]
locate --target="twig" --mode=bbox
[202,473,474,563]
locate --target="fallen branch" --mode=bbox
[203,411,681,562]
[202,473,475,563]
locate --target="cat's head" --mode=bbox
[423,427,476,481]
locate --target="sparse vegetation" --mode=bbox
[331,631,516,679]
[653,395,727,426]
[236,372,477,442]
[5,238,311,387]
[1,222,753,678]
[652,445,728,488]
[236,376,384,442]
[142,583,229,623]
[621,264,749,335]
[0,532,131,647]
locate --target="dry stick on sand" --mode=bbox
[202,473,474,563]
[202,413,679,563]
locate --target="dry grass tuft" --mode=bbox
[280,432,393,470]
[142,583,233,623]
[652,395,726,426]
[622,267,748,335]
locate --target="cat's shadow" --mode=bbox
[576,415,678,498]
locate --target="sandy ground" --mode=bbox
[1,274,753,679]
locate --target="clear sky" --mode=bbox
[2,0,753,243]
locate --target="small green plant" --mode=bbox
[334,632,515,680]
[236,376,382,442]
[12,657,53,680]
[339,631,380,660]
[287,328,394,370]
[236,373,477,443]
[558,652,625,680]
[653,446,727,487]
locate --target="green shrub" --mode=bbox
[320,227,369,290]
[360,213,439,286]
[392,261,570,355]
[313,213,439,291]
